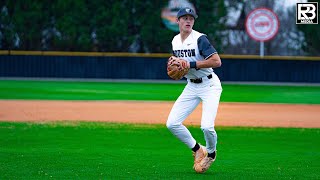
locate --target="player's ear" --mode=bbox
[176,18,179,23]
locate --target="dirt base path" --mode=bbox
[0,100,319,128]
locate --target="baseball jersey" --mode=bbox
[171,30,217,79]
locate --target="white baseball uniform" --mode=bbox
[166,30,222,154]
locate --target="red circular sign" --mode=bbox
[245,8,279,42]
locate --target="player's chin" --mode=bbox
[184,26,192,32]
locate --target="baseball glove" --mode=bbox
[167,56,189,80]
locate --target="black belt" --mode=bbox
[190,74,212,84]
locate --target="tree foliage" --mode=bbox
[0,1,225,53]
[192,0,227,53]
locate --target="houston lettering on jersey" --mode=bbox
[173,49,196,57]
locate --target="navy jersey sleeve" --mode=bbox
[197,35,217,59]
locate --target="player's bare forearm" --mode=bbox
[195,54,221,69]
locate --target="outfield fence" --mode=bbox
[0,51,319,83]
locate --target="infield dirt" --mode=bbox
[0,100,319,128]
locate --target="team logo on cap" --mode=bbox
[186,8,191,13]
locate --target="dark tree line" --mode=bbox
[0,0,227,53]
[0,0,318,55]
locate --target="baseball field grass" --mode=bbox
[1,122,319,179]
[1,79,320,179]
[0,80,320,103]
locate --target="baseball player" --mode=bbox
[166,7,222,173]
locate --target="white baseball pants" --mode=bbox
[166,73,222,154]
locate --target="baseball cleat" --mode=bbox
[192,145,207,170]
[194,151,216,173]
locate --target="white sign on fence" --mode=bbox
[245,8,279,57]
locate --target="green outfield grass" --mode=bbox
[0,122,319,179]
[1,80,319,179]
[0,80,320,104]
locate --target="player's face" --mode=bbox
[177,15,194,33]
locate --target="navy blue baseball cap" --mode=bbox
[177,7,198,19]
